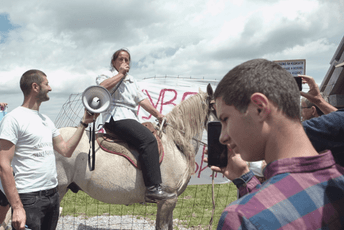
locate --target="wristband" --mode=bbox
[232,170,255,187]
[80,121,88,128]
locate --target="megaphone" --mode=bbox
[82,85,111,114]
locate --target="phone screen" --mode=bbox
[207,121,228,168]
[294,77,302,91]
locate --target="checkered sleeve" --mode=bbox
[217,210,258,230]
[235,171,261,198]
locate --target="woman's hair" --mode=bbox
[110,48,131,71]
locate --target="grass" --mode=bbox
[60,183,238,229]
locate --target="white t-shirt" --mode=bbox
[0,106,60,193]
[96,70,147,124]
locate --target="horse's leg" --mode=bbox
[56,162,70,202]
[0,206,10,230]
[156,198,178,230]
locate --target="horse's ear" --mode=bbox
[206,83,213,97]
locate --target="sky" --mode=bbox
[0,0,343,122]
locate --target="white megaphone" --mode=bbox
[82,85,111,114]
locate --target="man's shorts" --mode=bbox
[0,190,9,207]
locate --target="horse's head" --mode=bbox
[204,83,218,127]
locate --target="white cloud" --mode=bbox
[0,0,343,120]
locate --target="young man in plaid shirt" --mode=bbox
[212,59,344,229]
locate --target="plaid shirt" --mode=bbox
[217,150,344,229]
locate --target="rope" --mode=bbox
[208,170,216,229]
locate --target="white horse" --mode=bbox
[55,84,216,230]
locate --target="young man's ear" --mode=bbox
[250,93,270,119]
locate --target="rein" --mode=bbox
[162,122,207,146]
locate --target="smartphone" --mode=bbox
[294,77,302,91]
[207,121,228,168]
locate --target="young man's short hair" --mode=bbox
[214,59,301,120]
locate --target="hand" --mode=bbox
[157,114,167,125]
[118,63,130,76]
[82,109,99,124]
[0,102,8,111]
[11,207,26,230]
[204,146,250,181]
[299,75,322,104]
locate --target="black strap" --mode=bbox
[88,121,96,171]
[87,75,125,171]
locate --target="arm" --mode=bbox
[208,147,261,197]
[98,63,129,91]
[139,98,165,123]
[53,110,97,158]
[0,140,26,230]
[299,75,337,114]
[218,210,258,230]
[303,110,344,152]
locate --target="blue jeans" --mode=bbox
[14,187,60,230]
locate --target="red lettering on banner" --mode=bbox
[197,145,208,178]
[182,92,197,102]
[138,89,178,120]
[194,162,199,174]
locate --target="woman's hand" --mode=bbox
[118,63,130,76]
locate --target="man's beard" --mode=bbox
[37,89,50,102]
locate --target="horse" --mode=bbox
[55,84,216,230]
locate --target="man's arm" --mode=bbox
[0,139,26,230]
[299,75,337,114]
[208,147,261,197]
[53,110,97,158]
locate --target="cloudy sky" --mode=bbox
[0,0,343,121]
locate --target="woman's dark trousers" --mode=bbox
[104,118,162,187]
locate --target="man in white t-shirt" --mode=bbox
[0,70,95,230]
[0,102,10,229]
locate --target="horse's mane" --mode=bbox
[165,91,208,174]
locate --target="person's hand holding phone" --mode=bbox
[204,146,250,181]
[299,74,337,114]
[298,75,321,103]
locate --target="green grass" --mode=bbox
[60,183,238,229]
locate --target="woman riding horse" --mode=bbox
[96,48,176,202]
